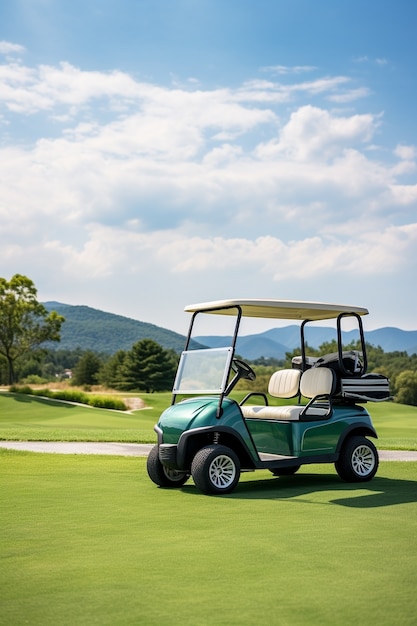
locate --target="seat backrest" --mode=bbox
[300,367,335,399]
[268,369,301,399]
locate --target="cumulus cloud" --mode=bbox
[255,105,379,162]
[0,48,416,330]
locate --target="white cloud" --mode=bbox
[261,65,317,75]
[388,183,417,205]
[394,144,416,160]
[0,54,416,331]
[255,105,378,162]
[327,87,371,103]
[19,219,416,290]
[354,56,389,67]
[0,41,25,55]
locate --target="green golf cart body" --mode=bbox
[147,299,390,495]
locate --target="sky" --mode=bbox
[1,0,416,336]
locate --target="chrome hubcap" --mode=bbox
[209,455,236,489]
[352,445,375,476]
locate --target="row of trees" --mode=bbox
[0,340,179,393]
[7,336,417,404]
[71,340,178,392]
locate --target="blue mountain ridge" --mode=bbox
[43,302,417,358]
[196,326,417,359]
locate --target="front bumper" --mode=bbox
[158,443,178,469]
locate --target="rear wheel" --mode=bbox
[335,436,378,482]
[191,445,240,495]
[146,444,189,488]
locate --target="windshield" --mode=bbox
[173,347,234,394]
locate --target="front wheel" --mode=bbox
[191,445,240,495]
[335,436,378,482]
[147,444,189,488]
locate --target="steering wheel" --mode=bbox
[231,358,256,382]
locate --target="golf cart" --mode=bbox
[147,299,390,495]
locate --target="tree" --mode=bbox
[0,274,65,384]
[394,370,417,406]
[0,355,8,385]
[97,350,127,389]
[120,339,177,392]
[71,351,103,386]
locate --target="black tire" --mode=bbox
[146,444,189,488]
[191,445,241,495]
[270,465,301,476]
[335,436,379,482]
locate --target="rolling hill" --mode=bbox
[44,302,417,358]
[43,302,187,354]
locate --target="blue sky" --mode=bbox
[1,0,416,334]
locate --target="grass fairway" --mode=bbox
[0,391,161,443]
[1,450,416,626]
[365,401,417,450]
[1,390,417,449]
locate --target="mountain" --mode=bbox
[43,302,187,354]
[43,302,417,358]
[196,326,417,360]
[194,334,290,360]
[365,327,417,354]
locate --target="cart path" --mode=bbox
[0,441,153,456]
[0,441,417,460]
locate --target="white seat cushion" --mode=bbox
[241,367,334,421]
[241,404,330,420]
[241,405,304,420]
[268,369,301,398]
[300,367,335,398]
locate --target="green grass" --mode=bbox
[1,449,416,625]
[1,390,417,449]
[0,391,161,443]
[363,401,417,450]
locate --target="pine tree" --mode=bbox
[121,339,177,392]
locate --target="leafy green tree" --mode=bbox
[42,348,85,379]
[97,350,127,389]
[16,352,44,381]
[0,274,64,384]
[394,370,417,406]
[71,351,103,386]
[120,339,177,392]
[0,354,8,385]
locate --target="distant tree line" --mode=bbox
[1,274,417,404]
[0,339,178,393]
[2,336,417,405]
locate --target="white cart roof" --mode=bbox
[184,299,369,321]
